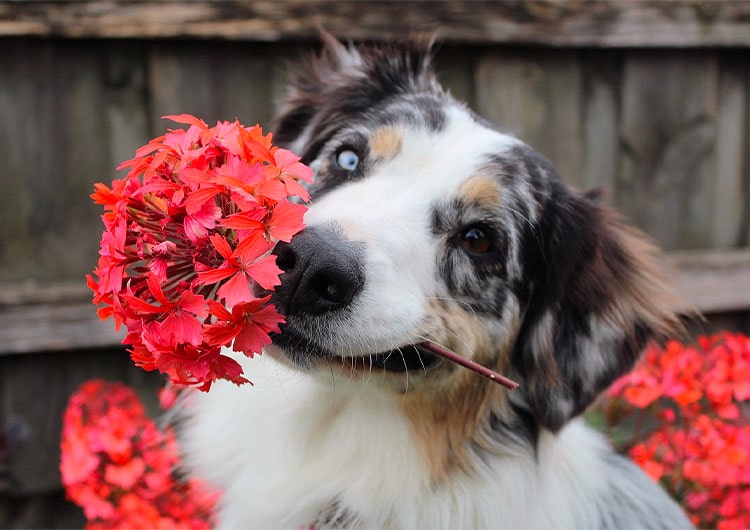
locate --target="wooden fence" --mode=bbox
[1,1,749,527]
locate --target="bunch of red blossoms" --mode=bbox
[60,380,219,528]
[88,115,312,390]
[604,332,750,529]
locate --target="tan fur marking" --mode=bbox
[401,299,516,482]
[403,376,503,482]
[369,127,403,160]
[459,176,502,207]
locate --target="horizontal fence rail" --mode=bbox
[1,249,748,356]
[1,1,750,47]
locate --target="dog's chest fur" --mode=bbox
[181,355,688,529]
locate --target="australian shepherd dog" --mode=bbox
[179,37,693,528]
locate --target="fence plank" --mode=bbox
[0,282,125,355]
[745,62,750,248]
[2,1,750,47]
[581,51,621,196]
[435,47,478,111]
[475,50,585,188]
[0,40,148,283]
[0,40,57,282]
[617,51,720,250]
[712,56,748,248]
[668,249,750,314]
[148,41,287,132]
[105,42,151,168]
[0,298,124,355]
[0,283,123,356]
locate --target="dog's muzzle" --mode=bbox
[269,226,442,373]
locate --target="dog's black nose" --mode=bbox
[272,227,365,315]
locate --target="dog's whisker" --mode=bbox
[329,364,337,402]
[424,295,480,318]
[411,325,474,362]
[394,346,411,402]
[394,343,414,399]
[366,352,374,386]
[504,203,535,231]
[402,336,431,378]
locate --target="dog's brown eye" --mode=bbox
[461,226,492,254]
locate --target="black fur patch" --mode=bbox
[508,164,661,431]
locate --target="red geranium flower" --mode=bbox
[61,380,220,528]
[88,115,313,391]
[602,332,750,529]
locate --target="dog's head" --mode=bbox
[267,37,689,440]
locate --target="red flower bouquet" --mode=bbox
[88,115,313,391]
[603,333,750,529]
[60,380,219,528]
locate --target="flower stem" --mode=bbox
[418,341,519,390]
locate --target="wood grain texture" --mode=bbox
[475,50,585,187]
[0,298,125,355]
[0,40,148,283]
[581,51,621,196]
[616,51,720,250]
[147,41,288,132]
[667,249,750,314]
[713,55,747,248]
[1,1,750,47]
[0,282,122,355]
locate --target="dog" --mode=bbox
[178,36,694,529]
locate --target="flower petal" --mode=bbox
[217,271,255,307]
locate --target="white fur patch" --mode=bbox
[180,352,689,528]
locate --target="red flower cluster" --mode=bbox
[88,115,312,390]
[60,380,219,528]
[605,333,750,529]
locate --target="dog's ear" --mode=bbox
[272,34,438,158]
[511,173,692,432]
[272,32,362,154]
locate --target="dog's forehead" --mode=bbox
[304,105,526,242]
[362,106,522,203]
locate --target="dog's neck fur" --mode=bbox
[180,354,690,529]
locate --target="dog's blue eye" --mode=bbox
[336,149,360,171]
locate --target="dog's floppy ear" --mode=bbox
[511,172,691,432]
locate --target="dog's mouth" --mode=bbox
[271,331,519,389]
[354,344,441,372]
[271,331,441,373]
